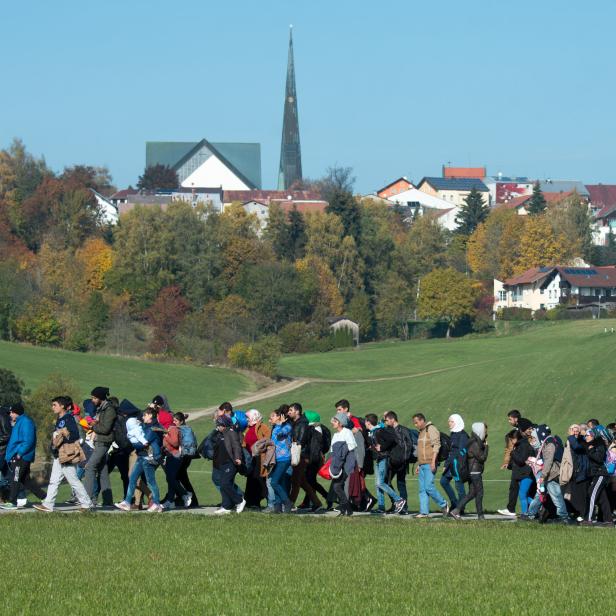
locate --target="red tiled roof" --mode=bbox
[504,265,616,288]
[443,167,486,179]
[595,204,616,219]
[111,188,138,199]
[499,191,575,210]
[586,184,616,209]
[224,190,321,203]
[503,267,551,286]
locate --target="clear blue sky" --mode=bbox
[1,0,615,192]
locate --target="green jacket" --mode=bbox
[92,401,117,445]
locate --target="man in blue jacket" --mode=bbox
[0,402,37,510]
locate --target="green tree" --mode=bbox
[137,164,178,190]
[417,267,477,338]
[375,272,414,340]
[322,166,361,241]
[263,202,291,260]
[65,291,109,351]
[395,215,448,280]
[0,368,26,406]
[527,181,547,215]
[455,188,489,235]
[287,206,307,260]
[346,290,374,341]
[549,192,593,261]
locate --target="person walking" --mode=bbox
[242,409,270,509]
[581,427,613,526]
[382,411,410,514]
[297,411,330,510]
[83,386,116,507]
[269,406,293,513]
[288,402,323,512]
[562,424,589,520]
[509,424,535,517]
[211,415,245,515]
[365,414,406,514]
[115,407,164,512]
[173,413,198,508]
[33,397,92,512]
[412,413,448,518]
[330,412,357,517]
[0,403,37,510]
[450,422,489,520]
[440,413,468,513]
[161,413,191,510]
[497,409,523,517]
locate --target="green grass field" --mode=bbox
[2,321,616,614]
[0,515,610,615]
[0,340,255,410]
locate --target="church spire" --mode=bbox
[277,26,302,190]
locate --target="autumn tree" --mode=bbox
[375,272,414,339]
[513,215,569,274]
[75,238,113,291]
[145,285,191,354]
[137,164,178,191]
[322,166,361,242]
[346,290,374,340]
[296,255,344,323]
[395,215,448,280]
[455,188,489,236]
[549,192,593,261]
[527,182,547,215]
[417,267,477,338]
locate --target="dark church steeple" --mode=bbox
[278,26,302,190]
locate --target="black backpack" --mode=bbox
[113,415,132,452]
[438,432,451,463]
[451,446,470,482]
[390,426,414,469]
[308,426,324,466]
[197,430,216,460]
[320,424,331,454]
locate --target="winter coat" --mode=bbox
[330,430,357,479]
[584,437,608,477]
[291,415,311,451]
[510,438,534,480]
[417,422,441,466]
[5,414,36,462]
[243,422,271,477]
[368,425,397,462]
[221,428,242,464]
[466,434,489,474]
[539,440,560,483]
[568,435,589,483]
[91,400,117,445]
[444,430,469,476]
[272,422,292,462]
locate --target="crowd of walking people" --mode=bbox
[0,387,615,526]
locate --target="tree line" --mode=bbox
[0,139,603,375]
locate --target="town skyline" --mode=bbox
[1,1,615,191]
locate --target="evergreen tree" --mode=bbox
[527,181,547,215]
[287,206,307,260]
[455,188,489,235]
[137,164,178,191]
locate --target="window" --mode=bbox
[498,290,507,301]
[540,288,544,294]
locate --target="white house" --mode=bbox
[494,265,616,313]
[91,190,119,224]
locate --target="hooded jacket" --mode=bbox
[91,400,117,445]
[567,435,589,483]
[330,427,357,479]
[510,437,534,480]
[584,437,608,477]
[6,414,36,462]
[466,424,489,474]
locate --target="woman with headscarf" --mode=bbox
[242,409,271,509]
[440,413,469,513]
[329,412,358,517]
[450,422,489,520]
[562,423,588,520]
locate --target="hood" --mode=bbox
[471,422,486,441]
[535,424,552,444]
[154,394,171,411]
[118,399,141,416]
[448,413,465,433]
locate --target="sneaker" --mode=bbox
[449,509,462,520]
[64,497,78,505]
[182,493,193,508]
[440,504,450,516]
[114,501,131,512]
[364,497,375,512]
[497,509,516,517]
[33,503,53,513]
[517,514,532,521]
[16,498,27,508]
[146,503,163,513]
[161,501,175,510]
[214,507,232,515]
[0,503,17,510]
[236,499,246,514]
[394,498,407,514]
[398,510,410,516]
[415,513,430,518]
[579,520,593,526]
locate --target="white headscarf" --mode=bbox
[472,422,486,441]
[246,409,262,426]
[448,413,465,433]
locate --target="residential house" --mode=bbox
[495,190,577,216]
[494,265,616,313]
[483,176,533,205]
[538,179,589,199]
[416,177,491,207]
[376,177,413,199]
[223,189,321,207]
[146,139,261,190]
[91,190,119,224]
[386,187,459,230]
[586,185,616,246]
[118,187,223,216]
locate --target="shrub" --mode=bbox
[471,314,494,333]
[497,307,533,321]
[227,336,282,378]
[0,369,26,406]
[14,302,62,345]
[25,373,81,460]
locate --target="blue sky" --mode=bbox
[1,1,615,192]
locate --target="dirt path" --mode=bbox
[186,360,490,422]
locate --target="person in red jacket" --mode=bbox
[150,395,173,430]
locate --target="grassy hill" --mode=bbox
[0,341,255,410]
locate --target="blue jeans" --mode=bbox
[270,460,292,506]
[440,473,466,509]
[528,480,567,519]
[418,464,446,514]
[375,458,402,509]
[125,456,160,505]
[518,477,534,514]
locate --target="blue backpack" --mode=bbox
[179,425,198,458]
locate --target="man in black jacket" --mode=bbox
[83,386,117,507]
[288,403,323,511]
[212,415,245,514]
